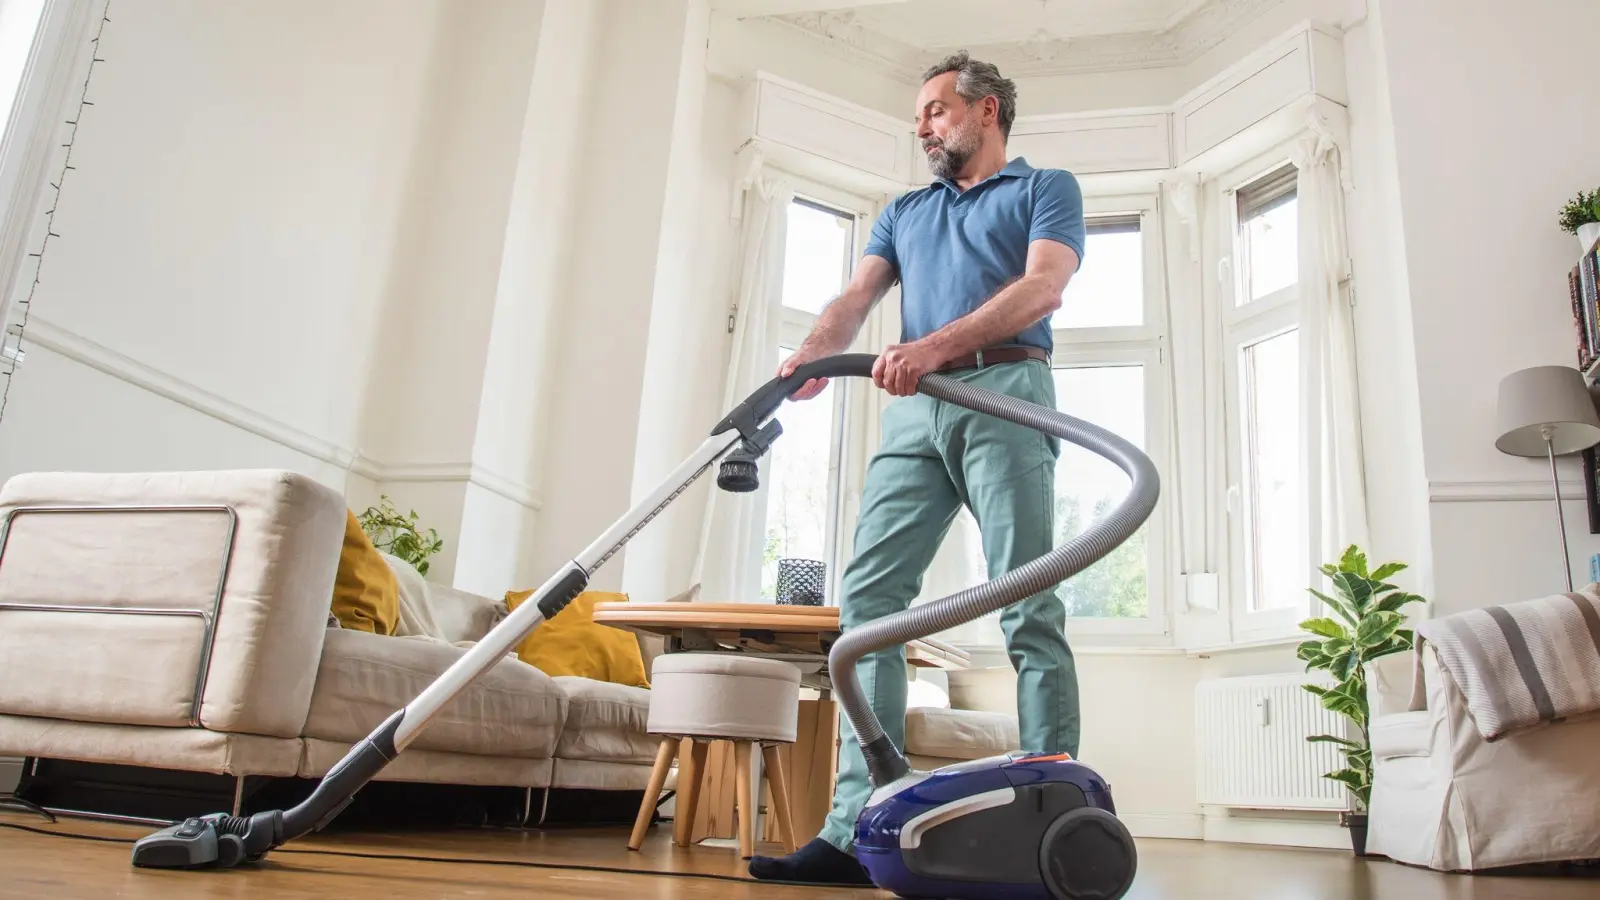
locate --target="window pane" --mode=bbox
[782,201,853,315]
[1242,192,1298,303]
[1052,365,1148,618]
[762,346,838,600]
[1053,224,1143,329]
[1242,329,1303,610]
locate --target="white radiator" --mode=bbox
[1194,672,1350,810]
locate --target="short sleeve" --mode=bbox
[863,198,899,270]
[1029,170,1086,262]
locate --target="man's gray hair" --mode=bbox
[921,50,1017,139]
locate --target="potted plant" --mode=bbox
[1559,187,1600,254]
[358,495,444,576]
[1295,545,1426,856]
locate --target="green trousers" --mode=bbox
[817,359,1080,853]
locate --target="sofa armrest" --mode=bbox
[0,470,346,738]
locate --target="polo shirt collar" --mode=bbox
[932,156,1035,193]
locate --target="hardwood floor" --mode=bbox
[1,812,1596,899]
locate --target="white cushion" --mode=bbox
[647,653,801,742]
[905,707,1019,761]
[303,629,565,758]
[1371,711,1431,760]
[552,676,659,764]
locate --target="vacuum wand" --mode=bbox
[129,351,1156,869]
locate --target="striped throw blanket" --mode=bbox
[1415,587,1600,741]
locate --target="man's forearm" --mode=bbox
[919,274,1062,360]
[798,290,873,356]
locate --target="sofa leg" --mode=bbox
[230,777,245,817]
[537,787,551,826]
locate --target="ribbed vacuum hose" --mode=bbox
[830,372,1160,787]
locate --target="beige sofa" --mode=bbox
[0,469,662,815]
[1365,640,1600,870]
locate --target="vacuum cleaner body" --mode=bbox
[856,751,1136,900]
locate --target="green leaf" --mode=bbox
[1375,591,1424,614]
[1299,617,1348,640]
[1333,650,1361,681]
[1302,684,1331,698]
[1339,545,1369,578]
[1332,571,1375,613]
[1356,610,1402,648]
[1306,735,1362,750]
[1310,588,1359,627]
[1371,561,1407,581]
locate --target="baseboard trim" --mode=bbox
[1201,811,1349,850]
[1121,813,1204,840]
[24,319,542,510]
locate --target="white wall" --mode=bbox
[1338,7,1432,598]
[354,0,545,586]
[1378,0,1600,613]
[0,0,448,497]
[525,0,717,594]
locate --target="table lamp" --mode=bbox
[1495,365,1600,590]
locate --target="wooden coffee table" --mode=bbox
[592,601,970,846]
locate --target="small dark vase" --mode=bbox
[1341,811,1369,856]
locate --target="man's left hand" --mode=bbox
[873,340,945,396]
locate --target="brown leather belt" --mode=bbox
[936,345,1049,372]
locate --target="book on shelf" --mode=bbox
[1570,235,1600,374]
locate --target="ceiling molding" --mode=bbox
[770,0,1292,81]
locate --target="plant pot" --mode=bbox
[1579,221,1600,255]
[1340,811,1369,856]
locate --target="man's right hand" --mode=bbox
[778,348,829,401]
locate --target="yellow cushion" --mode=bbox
[331,509,400,635]
[506,590,649,688]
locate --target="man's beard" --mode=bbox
[924,116,980,181]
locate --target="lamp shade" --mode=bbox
[1494,365,1600,457]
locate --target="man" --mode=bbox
[748,52,1087,885]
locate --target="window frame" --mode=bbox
[1213,150,1309,641]
[757,179,873,606]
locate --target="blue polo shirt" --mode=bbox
[864,157,1085,355]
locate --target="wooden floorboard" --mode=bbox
[1,812,1596,898]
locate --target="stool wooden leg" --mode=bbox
[629,736,679,851]
[674,738,710,847]
[761,743,797,854]
[734,741,755,859]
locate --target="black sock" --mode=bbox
[747,837,874,885]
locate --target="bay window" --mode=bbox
[1220,159,1306,638]
[760,195,856,601]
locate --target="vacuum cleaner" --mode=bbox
[128,352,1158,900]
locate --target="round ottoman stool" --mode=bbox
[628,653,802,858]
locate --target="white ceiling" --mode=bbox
[846,0,1210,49]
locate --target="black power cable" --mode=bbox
[0,821,871,890]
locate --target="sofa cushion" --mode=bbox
[303,629,565,758]
[905,707,1019,761]
[552,676,659,765]
[1371,711,1432,760]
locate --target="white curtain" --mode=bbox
[1292,109,1370,570]
[686,151,794,603]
